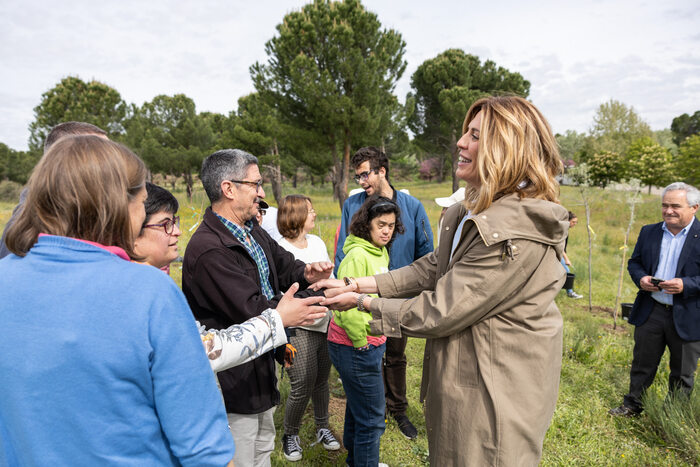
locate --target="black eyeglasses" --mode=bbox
[258,209,267,216]
[354,169,377,184]
[231,179,264,192]
[143,216,180,235]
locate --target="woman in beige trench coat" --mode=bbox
[315,96,569,466]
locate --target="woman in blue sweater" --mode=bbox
[0,136,235,466]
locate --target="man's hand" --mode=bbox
[303,261,333,283]
[639,276,661,292]
[321,291,361,311]
[659,278,684,294]
[276,283,328,327]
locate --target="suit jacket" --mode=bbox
[628,217,700,341]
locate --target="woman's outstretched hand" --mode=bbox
[321,291,361,311]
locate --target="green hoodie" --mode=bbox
[334,234,390,347]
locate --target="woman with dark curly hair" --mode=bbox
[327,195,403,467]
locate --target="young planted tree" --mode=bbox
[408,49,529,191]
[613,179,642,329]
[251,0,406,208]
[570,163,595,312]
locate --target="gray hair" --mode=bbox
[200,149,258,203]
[662,182,700,207]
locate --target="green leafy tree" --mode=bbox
[408,49,529,191]
[556,130,590,163]
[123,94,213,199]
[625,137,675,193]
[0,143,40,184]
[653,129,678,156]
[675,134,700,186]
[28,76,127,151]
[251,0,407,208]
[589,99,652,156]
[670,110,700,145]
[234,93,325,204]
[587,151,624,188]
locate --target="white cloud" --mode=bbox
[0,0,698,149]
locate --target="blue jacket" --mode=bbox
[0,236,234,466]
[628,217,700,340]
[334,188,434,276]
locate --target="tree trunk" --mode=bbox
[183,171,193,200]
[450,129,460,193]
[614,190,640,329]
[581,191,593,312]
[331,132,350,210]
[292,170,298,188]
[435,153,445,183]
[266,140,283,204]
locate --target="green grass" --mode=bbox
[2,180,697,466]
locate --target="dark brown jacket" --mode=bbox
[183,207,309,414]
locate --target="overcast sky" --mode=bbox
[1,0,698,150]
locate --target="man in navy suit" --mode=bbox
[610,182,700,416]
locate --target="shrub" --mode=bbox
[0,180,23,202]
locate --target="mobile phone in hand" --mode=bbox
[650,277,664,286]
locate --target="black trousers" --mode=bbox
[383,335,408,415]
[624,301,700,411]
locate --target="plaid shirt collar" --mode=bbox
[215,213,274,299]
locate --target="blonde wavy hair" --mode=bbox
[5,135,147,257]
[462,95,562,213]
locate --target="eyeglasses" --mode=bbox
[258,209,267,216]
[231,179,264,192]
[354,169,377,184]
[143,216,180,235]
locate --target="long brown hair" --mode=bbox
[5,135,147,257]
[462,96,562,213]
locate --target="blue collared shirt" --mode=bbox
[216,214,274,300]
[652,219,694,305]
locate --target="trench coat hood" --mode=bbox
[463,193,569,256]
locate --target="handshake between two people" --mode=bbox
[278,262,380,324]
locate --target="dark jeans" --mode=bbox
[329,341,386,467]
[383,335,408,416]
[624,301,700,411]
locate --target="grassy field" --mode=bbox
[1,180,697,465]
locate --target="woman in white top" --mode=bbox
[276,195,339,461]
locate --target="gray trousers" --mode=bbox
[227,407,276,467]
[283,328,331,435]
[624,301,700,411]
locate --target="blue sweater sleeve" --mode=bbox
[334,200,351,276]
[148,280,235,466]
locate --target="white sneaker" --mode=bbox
[567,291,583,299]
[315,428,340,451]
